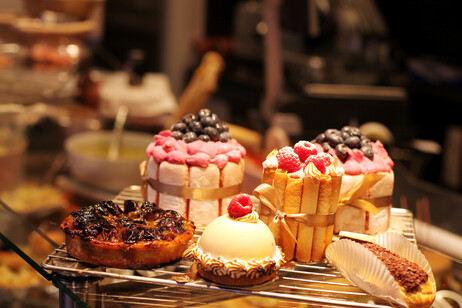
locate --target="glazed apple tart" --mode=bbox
[61,200,195,269]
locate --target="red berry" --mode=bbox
[305,152,332,174]
[294,141,317,162]
[276,146,301,173]
[227,193,253,218]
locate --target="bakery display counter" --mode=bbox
[2,185,462,307]
[43,186,417,307]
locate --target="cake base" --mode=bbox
[196,263,277,286]
[65,234,191,269]
[334,204,391,235]
[66,235,188,269]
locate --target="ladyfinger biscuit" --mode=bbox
[311,177,332,261]
[280,176,303,261]
[189,164,220,226]
[295,177,319,262]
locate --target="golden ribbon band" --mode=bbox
[338,196,392,214]
[253,184,335,244]
[338,172,389,214]
[146,178,242,201]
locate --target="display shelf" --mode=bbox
[40,185,417,307]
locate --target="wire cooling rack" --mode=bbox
[42,186,416,307]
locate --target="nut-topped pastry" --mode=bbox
[141,108,246,226]
[61,200,195,269]
[183,193,285,286]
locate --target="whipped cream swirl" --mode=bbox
[233,211,259,223]
[183,240,285,280]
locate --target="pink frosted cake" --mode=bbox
[312,126,394,235]
[142,109,246,226]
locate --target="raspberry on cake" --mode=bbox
[294,140,317,162]
[227,193,253,218]
[275,146,301,173]
[305,152,332,174]
[183,193,285,286]
[141,109,246,226]
[311,126,394,235]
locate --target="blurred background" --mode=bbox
[0,0,462,306]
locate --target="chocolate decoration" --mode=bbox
[351,239,428,293]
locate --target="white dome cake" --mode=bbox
[183,193,285,286]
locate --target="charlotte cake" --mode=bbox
[142,109,246,226]
[259,142,344,262]
[312,126,394,235]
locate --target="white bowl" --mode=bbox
[65,130,152,193]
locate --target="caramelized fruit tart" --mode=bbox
[61,200,195,269]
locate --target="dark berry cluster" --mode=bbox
[170,108,231,143]
[66,200,192,244]
[313,126,374,161]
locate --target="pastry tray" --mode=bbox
[42,186,417,307]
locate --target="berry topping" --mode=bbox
[227,193,253,218]
[188,121,202,134]
[219,131,231,142]
[182,131,197,143]
[313,126,374,160]
[171,109,232,142]
[276,146,302,173]
[325,128,341,136]
[221,122,229,132]
[214,122,225,133]
[203,126,219,141]
[200,116,217,127]
[341,126,354,135]
[171,121,187,132]
[294,141,317,162]
[183,113,198,125]
[198,108,212,118]
[305,152,332,174]
[326,133,344,148]
[322,142,331,152]
[335,143,349,162]
[361,138,371,147]
[344,136,361,148]
[361,145,374,159]
[170,131,184,140]
[349,127,363,137]
[197,134,211,142]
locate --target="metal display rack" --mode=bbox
[40,185,417,307]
